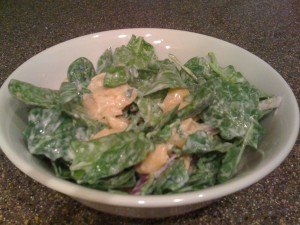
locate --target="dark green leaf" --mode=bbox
[97,48,113,73]
[67,57,96,83]
[154,159,189,194]
[70,131,154,183]
[23,106,89,161]
[176,153,221,192]
[140,60,187,96]
[182,131,223,154]
[8,79,60,108]
[136,90,167,127]
[88,169,136,190]
[208,52,247,83]
[104,66,129,87]
[52,158,72,179]
[62,101,106,134]
[59,81,90,104]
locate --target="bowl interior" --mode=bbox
[0,28,299,208]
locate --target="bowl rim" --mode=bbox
[0,28,299,208]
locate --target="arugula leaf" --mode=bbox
[8,79,60,108]
[23,106,89,162]
[69,131,154,184]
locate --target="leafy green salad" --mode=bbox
[8,35,281,195]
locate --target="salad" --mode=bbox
[8,35,281,195]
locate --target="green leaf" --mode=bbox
[176,153,221,192]
[208,52,247,83]
[182,131,223,154]
[52,158,72,179]
[140,59,187,96]
[59,81,90,104]
[154,159,189,194]
[97,48,113,73]
[184,56,216,81]
[217,123,254,183]
[69,131,154,183]
[201,78,261,142]
[138,174,156,195]
[63,57,96,103]
[62,101,106,134]
[178,84,212,120]
[67,57,96,83]
[88,169,136,190]
[104,66,129,88]
[23,106,89,162]
[126,35,157,69]
[8,79,60,108]
[136,90,167,127]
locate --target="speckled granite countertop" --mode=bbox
[1,0,299,224]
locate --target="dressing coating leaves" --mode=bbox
[69,131,154,184]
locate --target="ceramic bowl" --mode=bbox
[0,28,299,218]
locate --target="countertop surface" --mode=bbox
[1,0,299,224]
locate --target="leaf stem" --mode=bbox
[168,54,198,82]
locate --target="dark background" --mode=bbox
[1,0,299,224]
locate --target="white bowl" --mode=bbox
[0,28,299,218]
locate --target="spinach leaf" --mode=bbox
[62,101,106,134]
[23,106,88,162]
[139,59,187,96]
[146,105,179,141]
[61,57,96,103]
[59,81,90,104]
[131,174,156,195]
[182,131,223,154]
[208,52,247,84]
[68,57,96,83]
[97,48,113,73]
[126,35,157,69]
[103,66,129,88]
[153,159,189,194]
[52,158,72,179]
[69,131,154,184]
[178,84,212,120]
[217,123,254,183]
[176,153,222,192]
[136,90,167,127]
[88,169,136,190]
[201,78,262,143]
[8,79,60,108]
[184,56,217,81]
